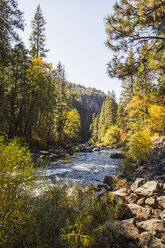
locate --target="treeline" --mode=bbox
[90,91,118,146]
[0,2,81,145]
[91,0,165,163]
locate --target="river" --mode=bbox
[43,149,123,186]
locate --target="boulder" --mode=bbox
[110,152,124,159]
[137,219,165,233]
[103,175,113,186]
[127,204,151,220]
[139,232,164,248]
[139,232,154,248]
[145,197,157,208]
[157,196,165,209]
[135,181,163,197]
[130,178,146,192]
[113,188,127,198]
[114,219,140,248]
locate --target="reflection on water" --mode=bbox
[43,149,123,186]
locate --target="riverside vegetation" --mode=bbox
[0,0,165,247]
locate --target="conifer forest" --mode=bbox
[0,0,165,247]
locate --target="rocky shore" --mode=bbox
[97,137,165,248]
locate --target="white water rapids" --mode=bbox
[43,149,123,186]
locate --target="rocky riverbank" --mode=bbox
[97,137,165,248]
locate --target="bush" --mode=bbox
[104,126,120,147]
[126,130,153,164]
[28,185,122,248]
[0,136,38,248]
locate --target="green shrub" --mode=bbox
[0,136,38,248]
[104,126,120,147]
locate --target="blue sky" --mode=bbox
[18,0,121,99]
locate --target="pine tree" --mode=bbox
[98,101,106,142]
[29,4,48,58]
[98,91,117,143]
[90,114,99,143]
[105,0,165,92]
[53,62,73,143]
[0,0,24,61]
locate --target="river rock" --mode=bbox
[127,204,151,220]
[135,181,163,197]
[40,150,50,156]
[92,147,101,151]
[110,152,124,159]
[49,153,60,160]
[103,175,113,186]
[130,178,146,192]
[137,219,165,233]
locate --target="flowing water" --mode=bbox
[44,149,123,186]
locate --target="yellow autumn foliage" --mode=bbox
[127,130,153,164]
[149,104,165,134]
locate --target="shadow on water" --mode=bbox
[44,149,123,186]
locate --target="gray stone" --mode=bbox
[127,204,151,220]
[135,181,163,197]
[131,178,146,192]
[137,219,165,233]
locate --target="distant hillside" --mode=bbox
[70,83,106,141]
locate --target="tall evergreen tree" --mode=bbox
[90,114,99,143]
[98,91,117,142]
[29,4,48,58]
[0,0,24,61]
[105,0,165,92]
